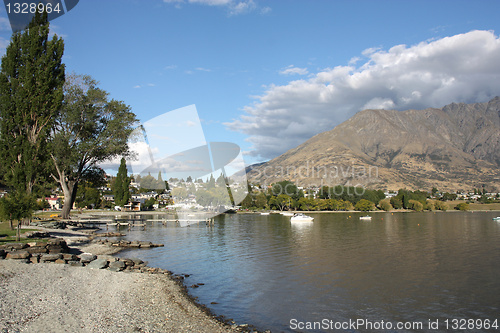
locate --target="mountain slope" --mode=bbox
[248,97,500,191]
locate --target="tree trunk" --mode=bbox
[60,179,78,219]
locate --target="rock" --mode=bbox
[55,259,66,264]
[86,258,108,269]
[130,241,140,248]
[25,231,50,238]
[68,260,84,267]
[40,253,63,262]
[132,259,144,266]
[122,259,134,267]
[26,246,48,254]
[62,253,78,261]
[139,241,152,248]
[108,260,126,272]
[30,255,40,264]
[3,243,28,251]
[6,250,30,260]
[79,253,97,263]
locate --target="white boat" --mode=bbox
[493,217,500,221]
[281,212,294,216]
[359,216,372,220]
[291,213,314,222]
[261,212,270,215]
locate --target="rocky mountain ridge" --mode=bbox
[247,97,500,192]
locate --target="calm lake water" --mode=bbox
[115,211,500,332]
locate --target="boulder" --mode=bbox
[62,253,78,261]
[40,253,63,262]
[3,243,28,251]
[26,246,48,254]
[6,250,30,260]
[86,258,108,269]
[68,261,84,267]
[108,260,126,272]
[79,253,97,263]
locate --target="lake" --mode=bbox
[115,211,500,332]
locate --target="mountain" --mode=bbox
[247,97,500,192]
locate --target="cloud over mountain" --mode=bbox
[226,30,500,160]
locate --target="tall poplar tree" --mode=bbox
[113,158,131,207]
[0,12,65,223]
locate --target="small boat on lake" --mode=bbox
[493,217,500,221]
[261,212,270,215]
[291,213,314,222]
[281,212,294,216]
[359,216,372,220]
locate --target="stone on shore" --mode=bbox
[86,258,108,269]
[6,250,30,260]
[40,253,63,262]
[108,260,126,272]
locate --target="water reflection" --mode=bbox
[116,211,500,332]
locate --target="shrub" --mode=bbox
[355,199,376,211]
[378,199,393,211]
[434,200,448,211]
[455,202,470,211]
[408,199,423,212]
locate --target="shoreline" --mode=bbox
[0,227,257,333]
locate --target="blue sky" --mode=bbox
[1,0,500,168]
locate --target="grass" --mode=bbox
[0,220,43,244]
[444,201,500,211]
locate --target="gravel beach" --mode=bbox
[0,228,242,333]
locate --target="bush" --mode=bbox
[355,199,376,211]
[434,200,448,211]
[455,202,470,211]
[378,199,393,211]
[408,199,423,212]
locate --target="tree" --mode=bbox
[408,199,423,212]
[113,158,131,206]
[355,199,376,211]
[379,199,393,211]
[455,202,470,211]
[0,12,64,222]
[50,73,137,218]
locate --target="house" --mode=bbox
[124,201,142,211]
[46,197,62,210]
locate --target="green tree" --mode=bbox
[0,12,64,222]
[113,158,131,206]
[434,200,448,211]
[408,199,423,212]
[271,180,303,201]
[255,192,267,209]
[354,199,376,211]
[455,202,470,211]
[378,199,393,211]
[50,73,137,218]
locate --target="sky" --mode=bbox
[1,0,500,170]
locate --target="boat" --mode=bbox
[359,216,372,220]
[290,213,314,222]
[493,217,500,221]
[281,212,294,216]
[261,212,270,215]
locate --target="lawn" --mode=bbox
[0,220,41,243]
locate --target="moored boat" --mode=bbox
[359,216,372,220]
[291,213,314,222]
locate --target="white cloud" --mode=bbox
[279,65,309,76]
[164,0,264,15]
[226,30,500,160]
